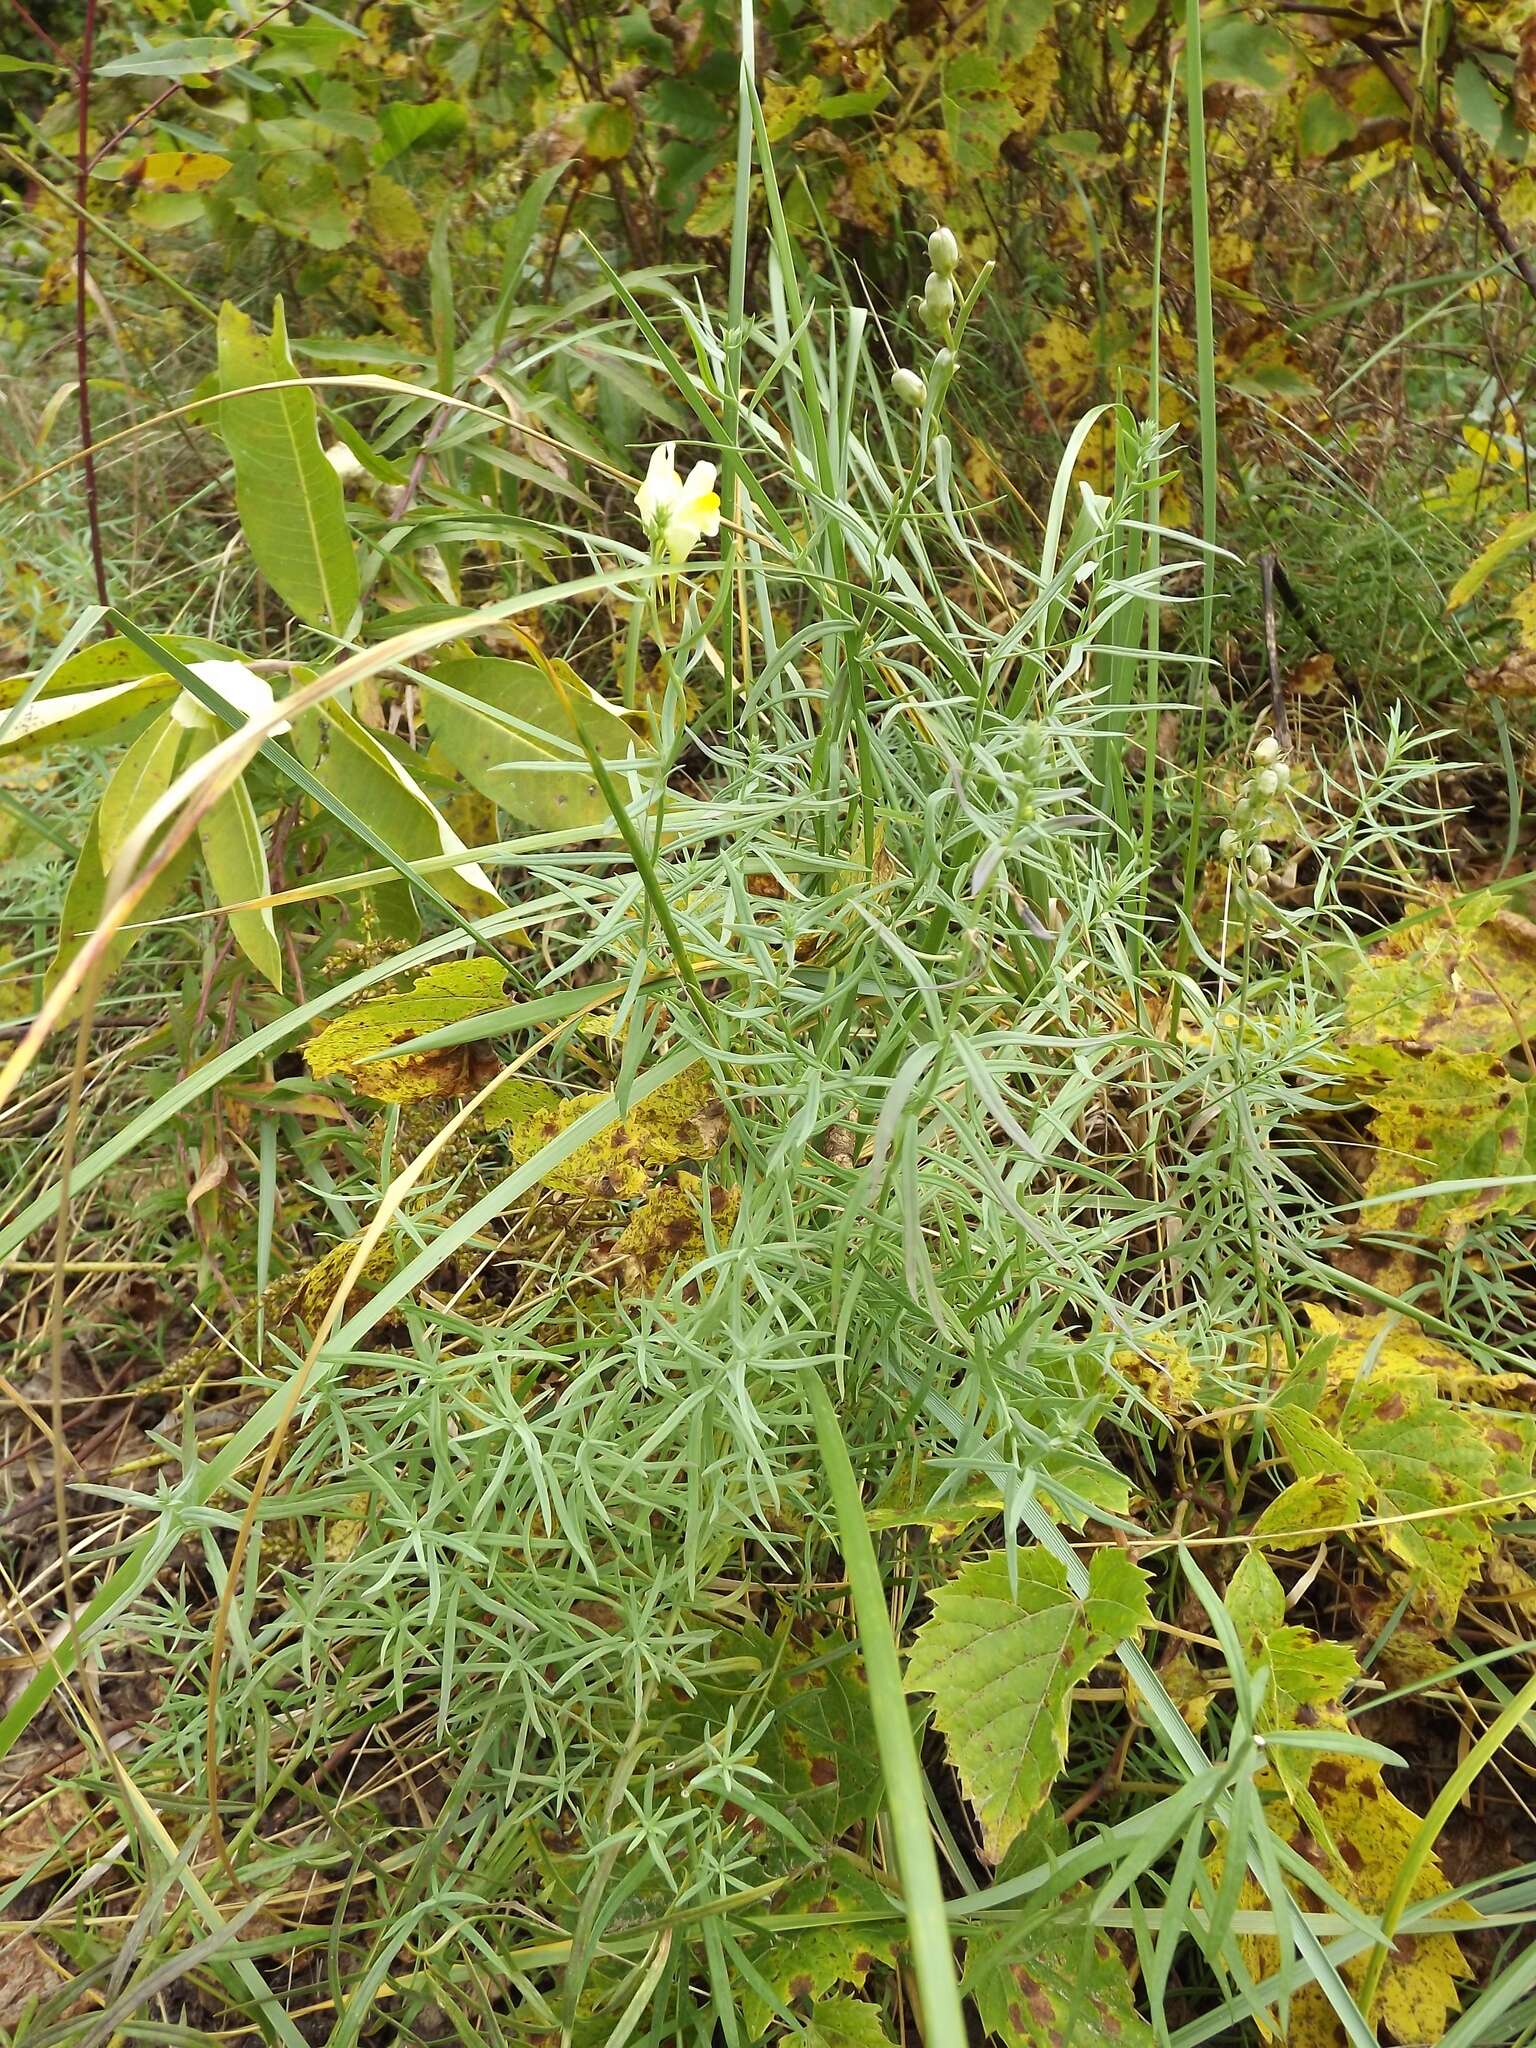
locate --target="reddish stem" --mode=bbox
[74,0,108,607]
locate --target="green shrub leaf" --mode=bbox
[215,298,359,632]
[906,1548,1149,1859]
[426,657,643,836]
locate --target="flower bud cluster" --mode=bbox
[1217,733,1291,891]
[892,225,963,412]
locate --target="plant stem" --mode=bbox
[1174,0,1218,983]
[74,0,108,607]
[804,1372,967,2048]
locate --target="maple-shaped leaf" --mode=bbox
[1223,1550,1357,1828]
[1249,1473,1363,1547]
[801,1998,896,2048]
[1271,1308,1536,1622]
[1225,1552,1357,1732]
[1224,1752,1474,2048]
[905,1547,1149,1860]
[740,1863,899,2040]
[1339,891,1536,1063]
[666,1626,882,1861]
[1358,1049,1536,1241]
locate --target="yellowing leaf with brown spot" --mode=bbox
[1020,315,1096,425]
[1112,1332,1199,1417]
[488,1062,727,1205]
[305,957,509,1100]
[610,1174,738,1296]
[1250,1472,1363,1546]
[1340,892,1536,1063]
[1229,1752,1474,2048]
[1270,1306,1536,1622]
[126,149,231,191]
[1360,1050,1536,1241]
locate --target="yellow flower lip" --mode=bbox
[634,441,722,567]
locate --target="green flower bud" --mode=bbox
[891,366,927,408]
[920,272,955,331]
[927,225,960,277]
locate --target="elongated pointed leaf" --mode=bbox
[216,298,359,632]
[47,798,196,1005]
[0,678,174,758]
[0,632,243,721]
[188,741,282,989]
[315,701,501,916]
[1447,507,1536,611]
[426,656,643,834]
[99,710,185,869]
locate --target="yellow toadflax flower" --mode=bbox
[635,442,721,568]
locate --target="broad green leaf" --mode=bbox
[942,51,1020,176]
[426,657,644,836]
[216,297,359,632]
[1228,1556,1359,1753]
[905,1547,1149,1859]
[314,702,501,917]
[762,1634,882,1841]
[667,1626,882,1865]
[1296,84,1359,158]
[740,1865,899,2040]
[1447,507,1536,610]
[374,99,469,164]
[1453,58,1507,152]
[823,0,897,40]
[98,710,185,869]
[1339,893,1536,1062]
[191,750,283,989]
[1360,1049,1536,1240]
[967,1806,1152,2048]
[988,0,1055,60]
[98,36,252,76]
[1200,12,1296,91]
[306,957,511,1099]
[802,1999,896,2048]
